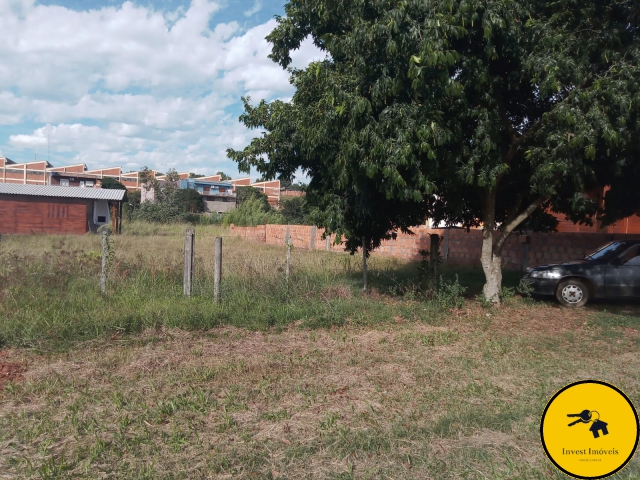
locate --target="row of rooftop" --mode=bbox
[0,156,281,206]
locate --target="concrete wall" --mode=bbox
[229,223,640,270]
[204,199,236,213]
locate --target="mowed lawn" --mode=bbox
[0,224,639,479]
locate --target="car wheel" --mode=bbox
[556,279,590,308]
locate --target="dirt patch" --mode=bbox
[0,351,26,390]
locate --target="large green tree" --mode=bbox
[229,0,640,303]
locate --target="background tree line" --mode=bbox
[101,169,313,226]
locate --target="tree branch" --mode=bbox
[504,118,543,163]
[503,193,523,229]
[494,195,546,254]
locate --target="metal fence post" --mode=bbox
[183,227,195,296]
[214,236,222,303]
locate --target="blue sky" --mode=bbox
[0,0,321,177]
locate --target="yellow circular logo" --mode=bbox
[541,380,639,479]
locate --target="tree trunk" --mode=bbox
[481,189,502,304]
[481,231,502,304]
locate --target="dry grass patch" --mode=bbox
[1,301,639,479]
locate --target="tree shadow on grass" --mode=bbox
[365,262,523,298]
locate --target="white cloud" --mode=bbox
[0,0,325,174]
[244,0,262,17]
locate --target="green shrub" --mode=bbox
[130,198,188,223]
[280,196,312,225]
[236,186,270,210]
[223,197,283,227]
[176,188,205,213]
[432,275,467,310]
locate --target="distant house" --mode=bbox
[0,184,125,235]
[179,178,236,214]
[48,164,102,188]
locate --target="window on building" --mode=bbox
[85,181,94,187]
[60,179,69,186]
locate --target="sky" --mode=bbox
[0,0,323,178]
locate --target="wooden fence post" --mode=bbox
[285,234,292,283]
[183,227,195,296]
[101,229,108,295]
[214,236,222,302]
[310,226,316,250]
[362,237,368,293]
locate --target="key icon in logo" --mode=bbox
[567,409,592,426]
[567,410,609,438]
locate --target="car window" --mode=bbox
[586,242,629,261]
[619,245,640,266]
[625,257,640,266]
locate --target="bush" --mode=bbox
[236,186,271,210]
[123,190,141,220]
[280,196,312,225]
[223,197,283,227]
[432,275,467,310]
[176,188,204,213]
[131,198,188,223]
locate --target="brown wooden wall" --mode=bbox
[0,195,88,234]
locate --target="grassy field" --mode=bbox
[1,223,639,479]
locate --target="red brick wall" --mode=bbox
[229,224,266,242]
[0,195,88,234]
[230,223,640,269]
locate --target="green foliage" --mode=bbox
[477,294,495,310]
[280,196,312,225]
[101,177,127,191]
[223,197,283,227]
[433,276,467,311]
[101,178,128,206]
[131,197,189,224]
[516,279,535,299]
[126,168,209,223]
[280,179,306,191]
[124,190,141,220]
[417,248,443,289]
[195,213,225,225]
[236,186,271,210]
[228,0,640,295]
[216,172,232,181]
[176,188,204,214]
